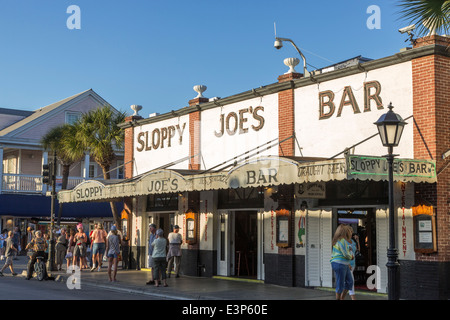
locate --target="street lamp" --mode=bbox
[374,102,407,300]
[274,37,310,77]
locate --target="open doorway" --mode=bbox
[234,210,257,278]
[337,208,376,291]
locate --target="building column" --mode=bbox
[83,153,90,179]
[277,72,301,156]
[0,146,3,194]
[408,35,450,299]
[188,86,209,170]
[123,107,143,179]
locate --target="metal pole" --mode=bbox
[276,37,310,77]
[47,151,57,272]
[386,146,399,300]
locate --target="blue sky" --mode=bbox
[0,0,415,117]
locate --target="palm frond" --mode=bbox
[397,0,450,36]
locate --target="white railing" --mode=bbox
[1,174,90,194]
[1,174,43,193]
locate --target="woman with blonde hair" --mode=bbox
[106,225,121,282]
[330,224,354,300]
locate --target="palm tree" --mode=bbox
[397,0,450,37]
[41,123,85,224]
[76,105,127,228]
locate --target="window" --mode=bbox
[65,112,81,125]
[88,163,97,178]
[218,187,264,209]
[146,194,179,211]
[116,160,124,179]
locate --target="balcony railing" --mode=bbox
[1,173,87,194]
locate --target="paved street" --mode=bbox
[0,275,151,300]
[0,255,387,301]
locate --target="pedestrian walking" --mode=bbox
[121,236,130,270]
[12,227,20,259]
[91,223,107,272]
[167,225,182,278]
[0,231,18,276]
[43,232,50,261]
[145,223,157,285]
[66,228,75,269]
[105,225,121,282]
[0,229,7,260]
[89,223,97,268]
[348,229,360,300]
[152,228,168,287]
[55,227,68,271]
[73,224,87,270]
[330,224,354,300]
[26,227,34,252]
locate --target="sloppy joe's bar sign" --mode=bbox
[58,156,436,204]
[135,105,266,153]
[73,181,105,201]
[347,155,436,183]
[214,106,265,137]
[136,122,186,152]
[319,80,383,120]
[60,170,187,203]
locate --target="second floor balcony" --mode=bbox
[1,173,85,194]
[1,149,124,196]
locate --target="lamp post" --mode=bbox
[274,37,310,77]
[374,102,407,300]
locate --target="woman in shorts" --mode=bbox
[91,223,107,272]
[73,224,87,270]
[105,225,121,282]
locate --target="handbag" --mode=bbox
[65,247,73,259]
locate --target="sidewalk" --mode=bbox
[7,255,386,300]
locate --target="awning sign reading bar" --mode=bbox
[347,155,436,183]
[191,157,348,191]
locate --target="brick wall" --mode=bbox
[412,35,450,263]
[188,97,208,170]
[123,115,142,179]
[277,73,301,156]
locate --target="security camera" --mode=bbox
[399,24,416,35]
[274,39,283,49]
[443,149,450,160]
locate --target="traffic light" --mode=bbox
[42,163,52,185]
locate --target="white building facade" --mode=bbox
[59,35,450,299]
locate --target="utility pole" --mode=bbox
[44,151,57,272]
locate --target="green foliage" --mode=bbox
[397,0,450,36]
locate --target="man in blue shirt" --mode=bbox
[146,224,157,285]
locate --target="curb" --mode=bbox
[314,286,388,298]
[48,273,209,300]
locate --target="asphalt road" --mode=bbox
[0,274,155,300]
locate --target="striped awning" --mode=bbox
[58,155,436,203]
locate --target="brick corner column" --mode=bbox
[188,97,208,170]
[278,72,301,156]
[123,115,143,179]
[412,35,450,263]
